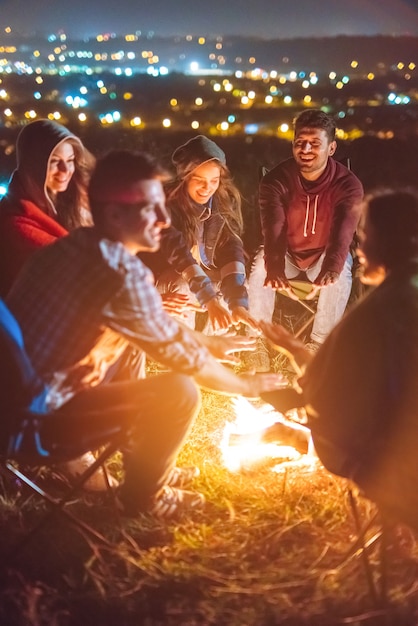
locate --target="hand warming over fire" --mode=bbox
[238,371,288,398]
[206,297,234,331]
[230,306,259,331]
[199,333,257,364]
[161,291,203,315]
[258,322,314,374]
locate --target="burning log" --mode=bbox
[228,419,310,455]
[221,396,316,472]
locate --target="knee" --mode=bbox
[170,373,201,416]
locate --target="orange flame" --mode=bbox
[221,397,319,473]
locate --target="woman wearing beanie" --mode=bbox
[0,119,94,297]
[139,135,257,332]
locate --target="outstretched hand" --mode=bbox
[306,271,339,300]
[258,321,302,353]
[230,306,259,331]
[202,333,257,364]
[239,371,288,398]
[206,298,233,330]
[258,321,312,374]
[264,274,299,301]
[161,292,203,315]
[314,270,340,287]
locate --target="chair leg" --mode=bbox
[346,489,392,608]
[348,488,380,605]
[293,299,316,339]
[5,461,113,553]
[1,440,123,562]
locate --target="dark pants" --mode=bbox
[38,373,200,512]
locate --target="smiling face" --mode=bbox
[292,128,336,181]
[45,140,76,196]
[186,160,221,204]
[113,179,170,254]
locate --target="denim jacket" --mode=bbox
[139,200,249,311]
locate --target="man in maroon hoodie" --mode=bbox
[248,109,363,369]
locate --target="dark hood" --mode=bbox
[9,119,83,216]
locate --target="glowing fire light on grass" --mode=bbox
[221,396,319,473]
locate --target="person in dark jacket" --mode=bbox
[139,135,257,332]
[248,109,363,367]
[260,188,418,529]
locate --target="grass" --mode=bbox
[0,358,418,625]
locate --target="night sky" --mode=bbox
[1,0,418,38]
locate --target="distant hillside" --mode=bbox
[222,34,418,72]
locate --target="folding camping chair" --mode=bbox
[0,299,129,561]
[275,276,319,340]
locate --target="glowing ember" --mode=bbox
[221,396,318,472]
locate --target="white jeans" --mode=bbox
[248,247,353,344]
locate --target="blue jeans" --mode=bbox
[248,247,353,344]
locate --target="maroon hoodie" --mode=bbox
[259,157,364,277]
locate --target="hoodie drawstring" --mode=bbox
[303,194,319,237]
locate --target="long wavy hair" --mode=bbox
[165,162,244,250]
[53,139,95,230]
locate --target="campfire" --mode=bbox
[221,396,319,473]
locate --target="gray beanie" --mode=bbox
[172,135,226,179]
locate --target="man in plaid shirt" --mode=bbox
[6,149,282,518]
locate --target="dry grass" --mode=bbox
[0,379,418,625]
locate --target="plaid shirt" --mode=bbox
[7,227,208,408]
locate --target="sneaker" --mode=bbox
[305,340,322,354]
[61,451,119,492]
[150,485,205,519]
[165,465,200,488]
